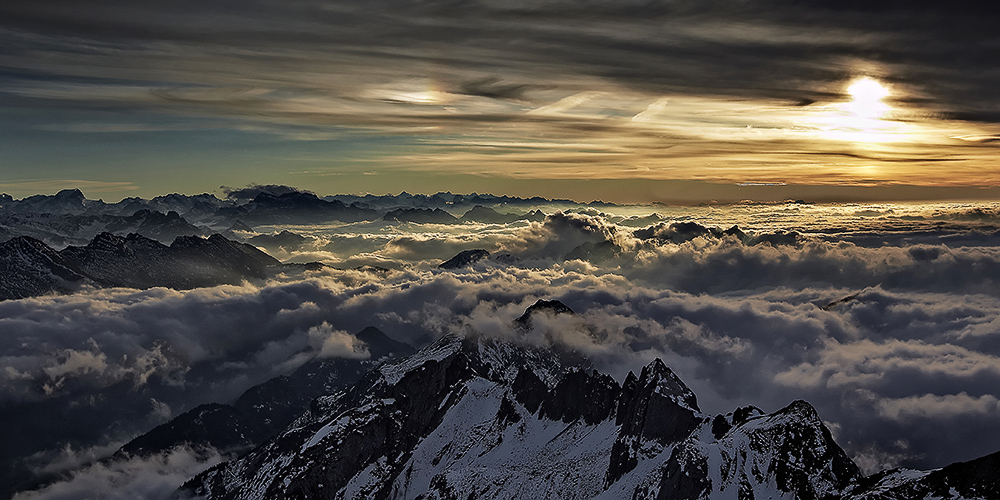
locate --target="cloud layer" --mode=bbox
[6,203,1000,496]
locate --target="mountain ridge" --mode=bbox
[0,232,280,300]
[175,329,988,500]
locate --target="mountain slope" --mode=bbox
[0,232,281,300]
[120,327,415,459]
[0,236,92,299]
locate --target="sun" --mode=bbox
[808,77,901,143]
[846,78,890,119]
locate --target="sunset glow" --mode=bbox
[847,78,891,119]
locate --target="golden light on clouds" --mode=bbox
[810,77,902,144]
[367,77,1000,189]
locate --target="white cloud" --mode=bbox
[14,446,224,500]
[7,208,1000,494]
[877,393,1000,421]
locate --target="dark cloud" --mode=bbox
[2,0,997,126]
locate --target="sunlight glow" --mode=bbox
[810,77,901,143]
[847,78,890,119]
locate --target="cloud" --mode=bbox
[6,208,1000,495]
[876,393,1000,421]
[0,180,139,194]
[13,446,224,500]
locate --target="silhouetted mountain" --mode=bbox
[220,192,378,224]
[8,189,91,215]
[383,207,458,224]
[105,209,206,242]
[248,230,313,251]
[0,232,280,299]
[438,249,490,269]
[514,298,574,330]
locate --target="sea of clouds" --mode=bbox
[6,202,1000,498]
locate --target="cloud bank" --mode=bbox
[6,204,1000,496]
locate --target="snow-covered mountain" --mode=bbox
[174,302,1000,499]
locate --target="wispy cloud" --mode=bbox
[0,180,139,193]
[2,1,999,190]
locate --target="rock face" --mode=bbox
[0,236,92,299]
[514,298,574,330]
[0,232,280,299]
[179,332,884,500]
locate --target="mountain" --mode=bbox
[100,209,207,242]
[0,232,280,299]
[61,232,279,290]
[119,327,415,459]
[458,206,545,224]
[177,335,857,499]
[0,236,92,300]
[0,208,208,248]
[853,450,1000,499]
[383,207,458,224]
[248,230,314,252]
[219,192,379,224]
[179,324,1000,499]
[6,188,92,215]
[438,249,490,269]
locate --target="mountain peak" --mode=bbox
[438,249,490,269]
[54,188,85,200]
[514,299,574,330]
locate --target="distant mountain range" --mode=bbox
[0,188,563,234]
[0,188,562,251]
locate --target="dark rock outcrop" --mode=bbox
[438,249,490,269]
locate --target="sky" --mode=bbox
[2,1,1000,203]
